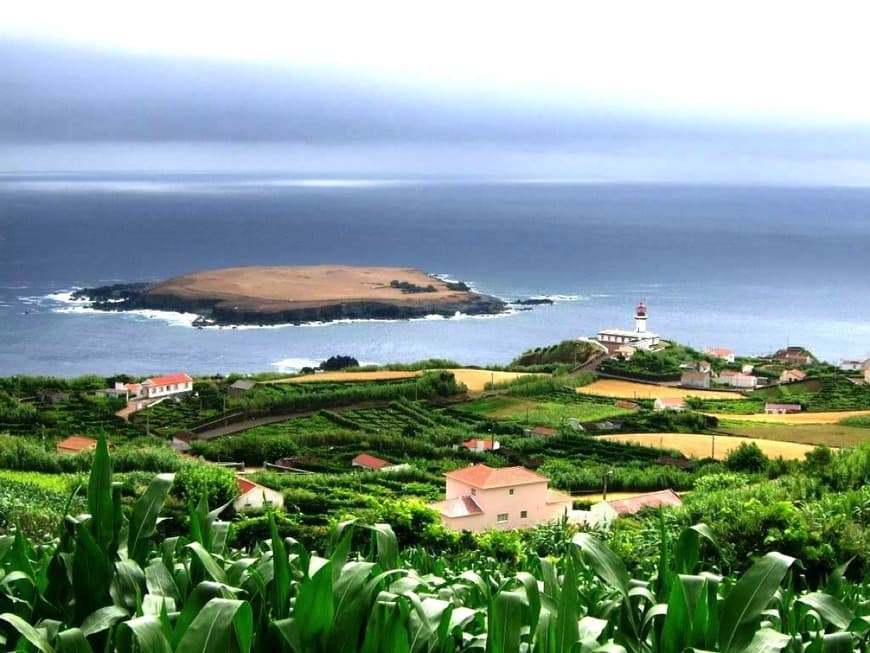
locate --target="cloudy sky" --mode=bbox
[4,1,870,182]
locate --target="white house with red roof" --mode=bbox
[653,397,687,411]
[460,437,500,452]
[590,489,683,526]
[705,347,735,363]
[428,464,573,532]
[352,453,392,471]
[779,369,807,384]
[716,369,758,389]
[113,373,193,400]
[234,477,284,513]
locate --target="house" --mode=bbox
[37,389,70,404]
[595,302,660,351]
[654,397,687,411]
[742,364,755,375]
[56,435,98,455]
[590,489,682,525]
[428,464,573,532]
[780,369,807,384]
[526,426,558,437]
[705,348,735,363]
[770,347,815,366]
[841,360,866,372]
[227,379,257,399]
[352,453,392,471]
[461,437,500,452]
[234,477,284,513]
[865,369,870,384]
[681,370,711,389]
[765,403,802,414]
[717,370,758,389]
[681,360,712,374]
[110,374,193,401]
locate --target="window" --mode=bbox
[470,488,476,496]
[508,488,514,496]
[496,513,508,523]
[520,510,528,519]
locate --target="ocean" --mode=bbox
[1,174,869,376]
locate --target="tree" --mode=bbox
[725,441,769,473]
[320,355,359,371]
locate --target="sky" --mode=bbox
[4,1,870,182]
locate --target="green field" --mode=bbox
[455,395,631,426]
[718,419,870,448]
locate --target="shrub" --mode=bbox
[172,462,238,509]
[725,442,769,473]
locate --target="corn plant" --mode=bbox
[1,434,869,652]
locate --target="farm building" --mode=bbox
[841,360,867,372]
[234,478,284,513]
[717,370,758,389]
[228,379,257,399]
[460,438,500,452]
[779,369,807,384]
[590,489,683,525]
[770,347,815,366]
[704,348,735,363]
[37,389,70,404]
[681,370,711,389]
[351,453,392,471]
[765,403,802,414]
[56,435,98,455]
[654,397,687,411]
[429,464,573,532]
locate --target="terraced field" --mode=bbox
[579,379,741,400]
[706,409,870,425]
[276,371,421,383]
[597,432,818,460]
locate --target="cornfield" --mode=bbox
[1,436,868,652]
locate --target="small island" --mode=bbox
[71,265,507,326]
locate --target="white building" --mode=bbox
[114,373,193,400]
[717,370,758,389]
[595,302,660,350]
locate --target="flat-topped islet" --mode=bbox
[71,265,508,326]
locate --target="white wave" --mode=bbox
[52,305,200,327]
[526,294,589,302]
[17,296,45,306]
[45,290,88,304]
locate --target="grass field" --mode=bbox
[274,371,422,384]
[705,409,870,425]
[718,421,870,448]
[579,379,741,400]
[0,470,79,493]
[457,396,631,426]
[597,433,818,461]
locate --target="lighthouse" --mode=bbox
[634,301,648,333]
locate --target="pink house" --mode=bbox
[428,464,573,532]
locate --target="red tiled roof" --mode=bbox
[530,426,558,436]
[352,453,391,470]
[782,369,806,378]
[706,348,734,357]
[56,436,98,451]
[431,496,485,518]
[461,438,497,450]
[237,478,258,494]
[445,464,547,489]
[607,489,682,515]
[143,373,192,387]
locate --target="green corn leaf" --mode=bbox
[486,588,528,653]
[0,614,55,653]
[370,523,399,570]
[175,598,253,653]
[185,542,228,585]
[719,552,795,653]
[80,605,129,637]
[555,554,579,653]
[87,433,115,552]
[516,572,541,630]
[739,627,792,653]
[328,519,356,576]
[71,521,112,623]
[291,556,335,648]
[118,615,172,653]
[330,562,378,653]
[110,559,144,613]
[170,581,235,648]
[797,592,854,630]
[268,512,291,620]
[674,524,719,575]
[126,473,173,565]
[56,628,94,653]
[144,560,181,604]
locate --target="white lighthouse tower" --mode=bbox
[634,301,648,333]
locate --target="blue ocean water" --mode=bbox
[1,175,869,376]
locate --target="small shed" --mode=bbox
[764,403,802,414]
[461,437,500,452]
[56,436,98,455]
[654,397,687,412]
[526,426,558,437]
[38,389,70,404]
[779,369,807,384]
[352,453,392,471]
[228,379,257,399]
